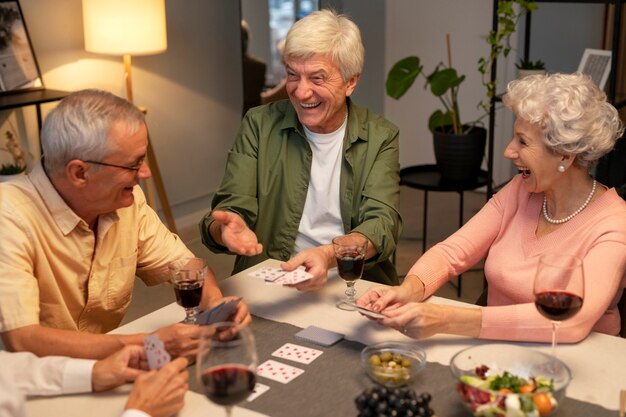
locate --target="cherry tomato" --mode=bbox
[533,393,554,416]
[520,384,535,394]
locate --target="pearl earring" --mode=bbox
[558,164,566,173]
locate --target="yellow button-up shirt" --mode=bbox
[0,163,193,333]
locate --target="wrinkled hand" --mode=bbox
[281,245,334,291]
[153,323,200,360]
[356,285,415,313]
[212,210,262,256]
[92,345,148,392]
[379,302,448,340]
[125,357,189,417]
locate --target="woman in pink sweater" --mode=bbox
[358,73,626,342]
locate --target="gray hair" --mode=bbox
[283,9,364,82]
[503,73,623,168]
[41,89,145,175]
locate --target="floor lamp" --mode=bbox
[82,0,177,234]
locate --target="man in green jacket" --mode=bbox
[200,9,401,289]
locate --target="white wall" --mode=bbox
[5,0,606,230]
[12,0,243,230]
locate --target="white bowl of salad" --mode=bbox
[450,344,572,417]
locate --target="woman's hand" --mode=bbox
[356,282,421,313]
[381,303,482,339]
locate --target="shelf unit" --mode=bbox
[486,0,623,198]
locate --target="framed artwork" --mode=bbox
[0,0,43,94]
[577,48,612,90]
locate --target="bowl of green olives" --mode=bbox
[360,342,427,387]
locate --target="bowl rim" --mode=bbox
[449,343,572,391]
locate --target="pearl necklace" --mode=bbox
[542,179,597,224]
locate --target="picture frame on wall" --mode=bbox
[0,0,43,94]
[577,48,612,91]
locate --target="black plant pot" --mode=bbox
[433,126,487,183]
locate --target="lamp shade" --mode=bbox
[82,0,167,56]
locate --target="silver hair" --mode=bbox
[41,89,145,175]
[503,73,624,168]
[283,9,364,82]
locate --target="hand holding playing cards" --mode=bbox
[152,323,201,360]
[357,282,422,314]
[212,210,263,256]
[92,345,148,392]
[199,296,252,327]
[280,245,334,291]
[125,356,189,417]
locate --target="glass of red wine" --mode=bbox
[168,257,207,324]
[533,254,584,359]
[196,321,258,417]
[333,233,368,311]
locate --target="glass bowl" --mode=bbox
[450,344,572,417]
[360,342,427,388]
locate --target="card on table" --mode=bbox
[246,382,270,402]
[294,325,344,347]
[271,342,323,365]
[144,334,171,370]
[256,359,304,384]
[197,297,242,325]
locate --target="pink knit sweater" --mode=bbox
[408,175,626,342]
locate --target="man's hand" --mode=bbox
[92,345,148,392]
[152,323,200,360]
[124,357,189,417]
[202,296,253,327]
[281,245,334,291]
[211,210,263,256]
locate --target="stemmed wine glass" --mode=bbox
[333,234,368,310]
[533,254,584,359]
[196,321,258,417]
[168,257,207,324]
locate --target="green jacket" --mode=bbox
[200,99,402,285]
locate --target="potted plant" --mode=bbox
[0,131,28,181]
[386,0,537,182]
[515,58,547,79]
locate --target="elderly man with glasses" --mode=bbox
[0,89,251,360]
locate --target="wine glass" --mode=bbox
[196,322,258,417]
[168,257,207,324]
[533,254,584,359]
[333,234,368,310]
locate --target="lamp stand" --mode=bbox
[123,54,177,234]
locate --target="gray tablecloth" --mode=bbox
[190,316,613,417]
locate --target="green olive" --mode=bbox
[380,351,393,362]
[368,355,381,366]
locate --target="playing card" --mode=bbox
[197,297,242,325]
[246,383,270,402]
[295,325,344,347]
[270,268,313,285]
[256,359,304,384]
[337,301,386,319]
[271,343,323,365]
[249,266,286,281]
[144,334,171,370]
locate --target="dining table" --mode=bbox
[26,259,626,417]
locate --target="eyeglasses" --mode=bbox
[83,159,144,172]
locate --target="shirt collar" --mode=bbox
[29,162,119,236]
[281,98,367,145]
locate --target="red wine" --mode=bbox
[336,253,365,281]
[201,365,256,406]
[173,281,203,308]
[535,290,583,321]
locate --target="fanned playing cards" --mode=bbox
[249,266,313,285]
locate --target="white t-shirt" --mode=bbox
[293,117,347,254]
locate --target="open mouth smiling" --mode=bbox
[300,102,320,109]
